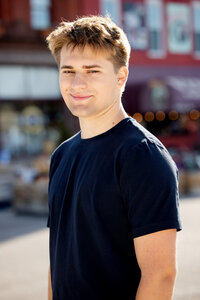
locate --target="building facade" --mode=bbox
[0,0,200,200]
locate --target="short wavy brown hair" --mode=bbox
[46,15,131,71]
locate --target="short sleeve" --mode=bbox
[119,140,182,238]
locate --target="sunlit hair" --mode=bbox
[46,15,131,71]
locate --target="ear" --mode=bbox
[117,66,129,88]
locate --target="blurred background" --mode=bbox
[0,0,199,299]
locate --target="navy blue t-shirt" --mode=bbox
[47,117,181,300]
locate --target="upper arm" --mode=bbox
[134,229,177,277]
[119,141,181,238]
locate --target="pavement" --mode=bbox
[174,197,200,300]
[0,197,200,300]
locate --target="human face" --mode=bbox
[59,45,127,120]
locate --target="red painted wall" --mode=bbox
[120,0,200,66]
[0,0,12,23]
[81,0,99,16]
[51,0,99,24]
[0,0,30,25]
[51,0,80,23]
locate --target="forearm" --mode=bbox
[48,266,52,300]
[135,272,176,300]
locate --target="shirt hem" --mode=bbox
[131,220,182,238]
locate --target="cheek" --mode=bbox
[59,76,69,92]
[101,77,117,94]
[59,76,64,91]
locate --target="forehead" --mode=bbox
[60,44,114,68]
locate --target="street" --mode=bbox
[0,197,200,300]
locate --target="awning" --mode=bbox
[123,73,200,113]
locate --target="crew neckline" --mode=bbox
[78,117,132,143]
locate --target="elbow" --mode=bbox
[141,265,177,284]
[160,265,177,285]
[163,265,177,283]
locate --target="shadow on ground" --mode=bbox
[0,207,48,243]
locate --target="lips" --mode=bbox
[70,94,92,101]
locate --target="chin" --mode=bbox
[68,106,95,118]
[70,110,92,118]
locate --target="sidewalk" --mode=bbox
[0,197,200,300]
[174,197,200,300]
[0,211,49,300]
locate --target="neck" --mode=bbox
[79,103,129,139]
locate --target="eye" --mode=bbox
[88,70,99,74]
[62,70,75,74]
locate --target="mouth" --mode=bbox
[70,94,92,101]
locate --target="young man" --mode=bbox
[46,15,181,300]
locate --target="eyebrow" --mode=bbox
[60,64,102,70]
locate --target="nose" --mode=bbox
[71,73,87,90]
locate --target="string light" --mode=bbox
[144,112,154,122]
[156,111,166,121]
[168,111,179,121]
[189,109,199,120]
[133,113,143,123]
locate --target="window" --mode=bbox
[30,0,51,30]
[123,2,148,50]
[167,3,192,54]
[146,0,165,57]
[192,1,200,57]
[100,0,121,25]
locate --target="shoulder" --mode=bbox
[120,118,171,158]
[51,131,80,161]
[49,131,80,175]
[119,118,178,177]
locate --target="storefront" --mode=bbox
[0,65,74,212]
[122,68,200,196]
